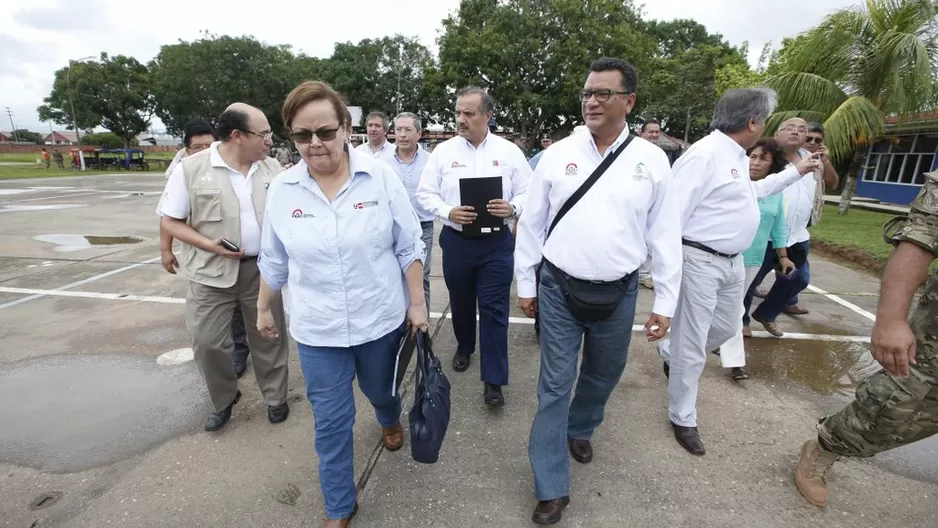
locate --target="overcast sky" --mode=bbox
[0,0,853,133]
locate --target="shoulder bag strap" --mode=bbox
[546,134,636,241]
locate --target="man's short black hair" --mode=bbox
[215,109,250,141]
[588,57,637,94]
[183,119,216,147]
[641,119,660,132]
[807,122,825,136]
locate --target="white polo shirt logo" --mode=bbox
[352,200,379,210]
[565,163,578,176]
[291,208,315,219]
[731,168,741,179]
[633,162,648,181]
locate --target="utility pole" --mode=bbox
[5,107,18,143]
[67,56,94,169]
[396,42,404,116]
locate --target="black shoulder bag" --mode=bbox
[541,134,637,322]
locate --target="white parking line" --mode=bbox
[0,285,872,343]
[805,284,876,322]
[0,257,161,311]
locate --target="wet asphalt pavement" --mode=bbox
[0,354,209,473]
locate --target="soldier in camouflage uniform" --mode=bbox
[795,171,938,507]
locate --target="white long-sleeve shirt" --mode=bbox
[672,130,806,255]
[514,127,682,318]
[415,132,532,230]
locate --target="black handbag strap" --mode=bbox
[546,134,636,240]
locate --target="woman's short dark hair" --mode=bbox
[282,81,349,131]
[183,119,216,147]
[747,137,787,175]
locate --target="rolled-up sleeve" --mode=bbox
[416,150,452,221]
[385,168,425,271]
[509,147,533,216]
[645,151,682,318]
[258,183,289,290]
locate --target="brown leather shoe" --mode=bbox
[532,496,570,525]
[671,422,705,456]
[785,305,809,315]
[321,502,358,527]
[382,423,404,452]
[567,438,592,464]
[752,314,783,337]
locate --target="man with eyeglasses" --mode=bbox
[159,102,291,432]
[516,57,681,525]
[379,112,434,309]
[416,86,532,408]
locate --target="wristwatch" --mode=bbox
[510,204,518,219]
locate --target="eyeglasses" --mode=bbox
[578,89,631,102]
[805,136,823,144]
[240,129,273,141]
[291,127,340,144]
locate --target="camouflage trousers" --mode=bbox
[818,273,938,457]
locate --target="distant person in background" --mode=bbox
[355,111,393,157]
[41,148,50,168]
[637,118,663,289]
[165,120,216,178]
[52,148,63,169]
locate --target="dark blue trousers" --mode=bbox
[752,240,811,323]
[440,226,514,386]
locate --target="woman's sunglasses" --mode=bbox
[291,127,340,144]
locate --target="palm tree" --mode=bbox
[763,0,938,214]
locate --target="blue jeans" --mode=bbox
[528,264,638,500]
[743,243,775,327]
[296,325,405,519]
[752,240,811,323]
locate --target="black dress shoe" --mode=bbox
[532,496,570,525]
[567,438,592,464]
[671,421,706,455]
[205,391,241,432]
[452,352,470,372]
[268,402,289,424]
[484,383,504,407]
[232,362,247,379]
[663,361,670,379]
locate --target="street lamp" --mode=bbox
[66,55,94,169]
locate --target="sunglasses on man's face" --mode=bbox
[291,127,340,144]
[805,136,823,144]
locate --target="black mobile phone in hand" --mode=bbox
[220,238,240,252]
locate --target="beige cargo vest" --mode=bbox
[179,150,281,289]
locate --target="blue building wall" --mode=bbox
[853,132,937,206]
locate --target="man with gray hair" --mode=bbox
[356,110,393,157]
[658,88,820,455]
[379,112,434,309]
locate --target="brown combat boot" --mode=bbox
[795,438,840,507]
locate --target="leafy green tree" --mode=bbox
[149,33,299,136]
[10,129,44,144]
[82,132,137,149]
[430,0,655,143]
[38,53,154,148]
[763,0,938,214]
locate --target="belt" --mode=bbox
[681,239,738,259]
[444,225,504,239]
[240,255,258,262]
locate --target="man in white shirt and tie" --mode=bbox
[660,88,821,456]
[355,111,394,158]
[416,87,532,407]
[515,57,682,525]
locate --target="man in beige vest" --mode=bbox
[158,103,290,432]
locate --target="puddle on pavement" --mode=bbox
[745,339,881,397]
[33,234,145,252]
[0,354,209,473]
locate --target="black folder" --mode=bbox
[459,176,504,236]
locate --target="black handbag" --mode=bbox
[408,330,451,464]
[542,134,637,322]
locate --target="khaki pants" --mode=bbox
[186,258,289,412]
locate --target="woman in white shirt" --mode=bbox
[256,81,428,527]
